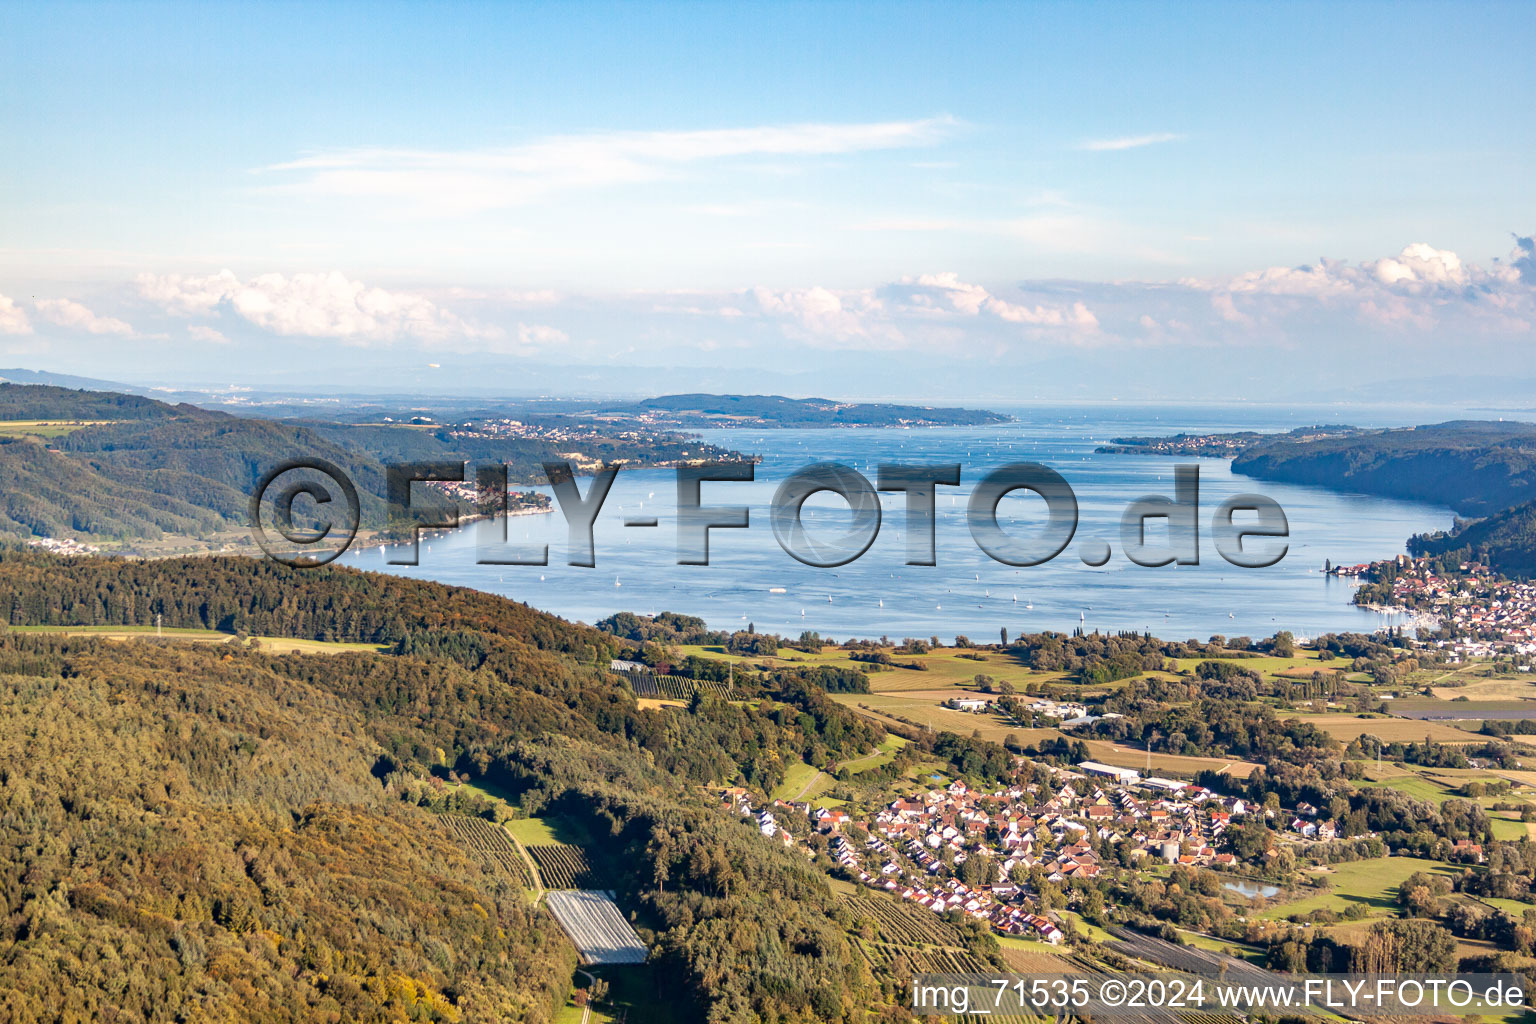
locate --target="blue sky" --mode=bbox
[1,1,1533,399]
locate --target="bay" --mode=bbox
[342,404,1461,642]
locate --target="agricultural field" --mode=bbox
[840,891,965,947]
[860,941,992,974]
[1425,667,1536,702]
[528,843,597,889]
[1107,927,1283,989]
[995,945,1080,973]
[618,670,740,701]
[1079,739,1260,779]
[1288,712,1481,744]
[544,890,647,965]
[442,815,534,887]
[1256,856,1461,922]
[676,643,1076,694]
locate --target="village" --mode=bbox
[715,759,1311,946]
[1345,555,1536,660]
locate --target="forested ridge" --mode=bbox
[1231,419,1536,516]
[0,383,745,548]
[1409,496,1536,578]
[0,552,894,1022]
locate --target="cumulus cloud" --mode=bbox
[187,325,229,344]
[137,269,496,344]
[34,298,132,335]
[665,273,1102,350]
[261,118,958,214]
[1180,237,1536,335]
[0,295,31,335]
[895,272,1099,329]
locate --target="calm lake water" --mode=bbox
[343,404,1464,643]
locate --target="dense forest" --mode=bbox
[1409,496,1536,578]
[0,551,895,1022]
[1231,420,1536,516]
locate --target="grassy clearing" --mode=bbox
[13,624,392,655]
[831,692,1057,745]
[770,761,823,802]
[1167,651,1326,676]
[1059,910,1114,944]
[1258,856,1460,921]
[502,814,592,848]
[839,735,908,775]
[1488,814,1529,841]
[1360,774,1458,804]
[0,418,107,438]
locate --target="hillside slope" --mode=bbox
[0,552,885,1023]
[1410,497,1536,578]
[1232,420,1536,516]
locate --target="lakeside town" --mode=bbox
[1344,555,1536,660]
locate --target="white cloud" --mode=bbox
[1079,132,1185,152]
[895,272,1099,329]
[188,325,229,344]
[34,298,132,335]
[138,269,496,343]
[0,295,31,335]
[261,118,959,214]
[1180,238,1536,335]
[516,323,567,347]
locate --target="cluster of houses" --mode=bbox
[1353,557,1536,658]
[948,694,1116,730]
[720,763,1262,943]
[1287,807,1340,841]
[27,536,98,556]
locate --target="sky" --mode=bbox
[0,1,1533,401]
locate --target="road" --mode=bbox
[575,968,597,1024]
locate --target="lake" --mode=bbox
[1222,880,1282,899]
[343,403,1459,642]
